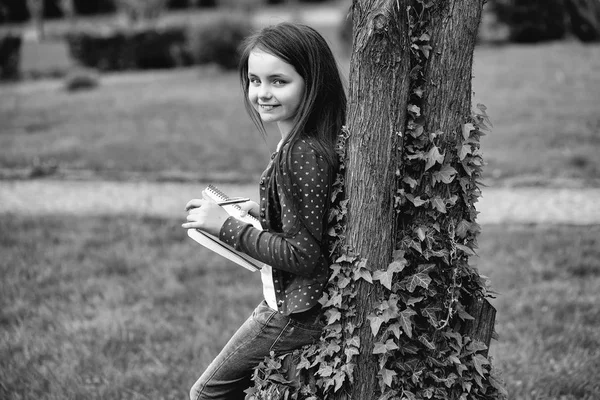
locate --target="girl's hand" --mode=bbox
[238,200,260,218]
[182,191,230,236]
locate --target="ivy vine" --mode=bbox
[246,1,507,399]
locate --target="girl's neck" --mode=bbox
[277,121,293,142]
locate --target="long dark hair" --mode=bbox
[238,22,347,169]
[239,22,346,237]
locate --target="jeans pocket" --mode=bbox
[269,318,323,354]
[252,300,277,327]
[289,317,325,334]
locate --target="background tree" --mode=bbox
[113,0,168,26]
[250,0,505,398]
[58,0,75,27]
[565,0,600,42]
[25,0,44,40]
[491,0,600,42]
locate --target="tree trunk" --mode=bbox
[339,0,490,398]
[250,1,501,398]
[339,0,411,397]
[59,0,76,28]
[26,0,44,41]
[565,0,600,42]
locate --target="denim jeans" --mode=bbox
[189,300,324,400]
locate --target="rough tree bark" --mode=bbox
[340,0,410,397]
[338,0,490,397]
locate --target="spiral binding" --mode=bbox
[206,184,261,225]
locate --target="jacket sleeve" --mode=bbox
[218,140,330,277]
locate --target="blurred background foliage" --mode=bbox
[1,0,599,81]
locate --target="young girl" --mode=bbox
[182,22,347,399]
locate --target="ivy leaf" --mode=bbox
[467,339,489,354]
[399,308,417,338]
[459,143,471,161]
[408,104,421,117]
[373,260,405,290]
[421,387,434,399]
[353,266,373,283]
[325,308,341,325]
[373,341,388,354]
[344,348,358,361]
[333,371,346,392]
[456,219,472,238]
[387,322,401,339]
[406,193,429,207]
[380,368,397,388]
[337,276,351,288]
[416,226,426,242]
[403,176,418,188]
[463,123,475,141]
[448,354,461,364]
[472,354,490,377]
[405,272,431,293]
[407,296,424,306]
[456,304,475,321]
[336,253,357,263]
[418,335,436,350]
[431,196,447,213]
[367,313,385,336]
[456,243,476,256]
[317,364,334,377]
[433,164,457,184]
[425,145,444,171]
[422,305,441,325]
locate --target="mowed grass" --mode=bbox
[0,213,262,400]
[479,224,600,399]
[1,33,599,184]
[1,215,599,399]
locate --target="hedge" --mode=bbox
[0,34,22,80]
[66,26,193,71]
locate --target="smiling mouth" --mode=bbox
[259,104,279,111]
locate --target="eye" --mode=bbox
[249,76,260,86]
[272,79,286,86]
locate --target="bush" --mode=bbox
[0,34,22,81]
[491,0,567,42]
[189,14,254,70]
[66,26,192,71]
[64,68,100,92]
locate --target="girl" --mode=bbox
[182,22,347,399]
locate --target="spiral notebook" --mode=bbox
[187,184,264,272]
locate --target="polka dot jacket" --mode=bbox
[219,138,334,315]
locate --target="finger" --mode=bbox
[185,199,204,211]
[186,214,204,222]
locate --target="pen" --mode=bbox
[217,197,250,206]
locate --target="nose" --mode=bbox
[257,83,272,100]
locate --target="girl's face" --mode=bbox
[247,49,305,137]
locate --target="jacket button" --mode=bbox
[259,179,264,185]
[260,212,265,218]
[277,300,283,305]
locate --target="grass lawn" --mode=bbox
[1,19,599,185]
[1,216,599,399]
